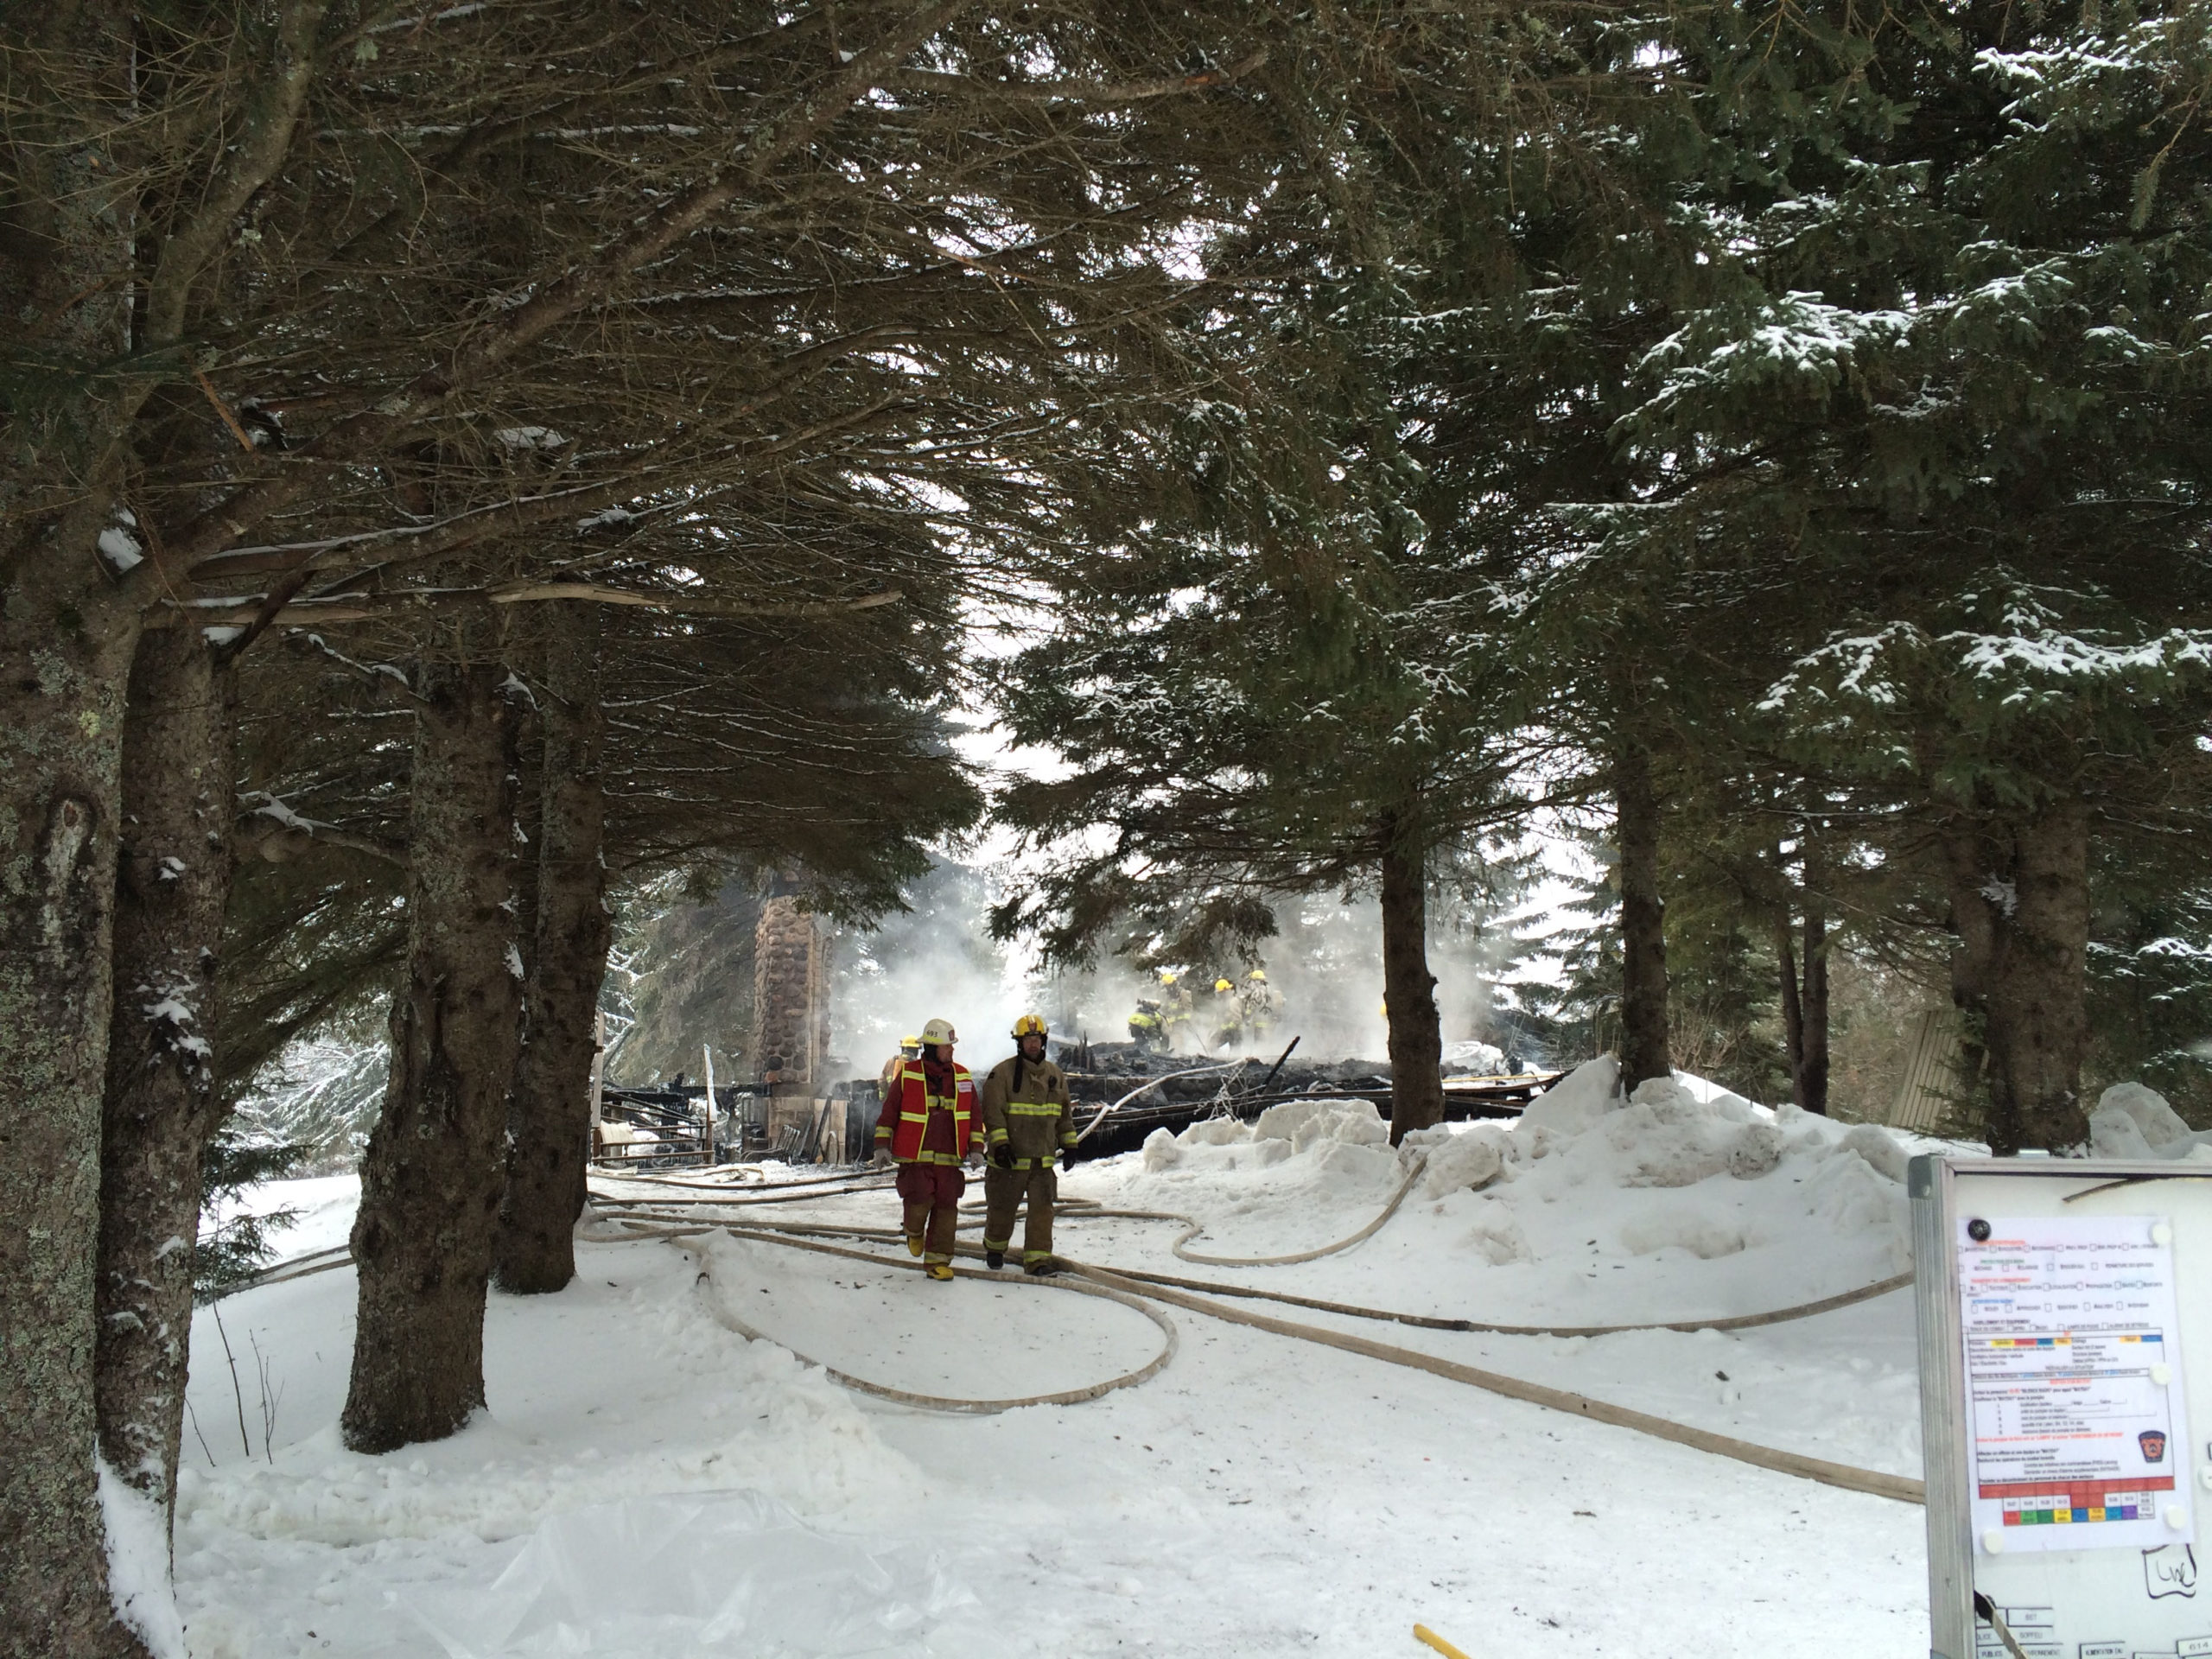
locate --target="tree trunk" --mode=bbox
[495,605,611,1294]
[95,629,238,1529]
[1614,741,1670,1091]
[1942,795,2092,1154]
[0,547,151,1656]
[341,660,523,1453]
[1378,803,1444,1145]
[1774,877,1830,1116]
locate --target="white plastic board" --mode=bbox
[1914,1157,2212,1659]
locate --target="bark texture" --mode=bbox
[1,2,158,1640]
[1942,795,2092,1154]
[0,554,149,1658]
[1775,884,1830,1116]
[1378,804,1445,1145]
[1614,741,1671,1091]
[495,606,611,1294]
[341,661,523,1453]
[96,630,238,1523]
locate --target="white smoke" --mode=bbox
[832,858,1045,1077]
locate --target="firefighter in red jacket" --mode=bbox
[872,1017,980,1281]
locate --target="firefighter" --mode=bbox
[979,1013,1077,1274]
[1160,971,1196,1052]
[871,1017,980,1281]
[1239,969,1281,1043]
[878,1033,922,1094]
[1128,999,1166,1054]
[1209,976,1241,1050]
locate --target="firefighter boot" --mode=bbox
[906,1236,924,1257]
[986,1249,1005,1269]
[1025,1258,1059,1277]
[925,1262,955,1281]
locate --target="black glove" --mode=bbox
[989,1141,1015,1170]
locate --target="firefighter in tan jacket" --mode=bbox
[979,1014,1077,1274]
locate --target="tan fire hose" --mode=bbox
[1066,1261,1926,1505]
[594,1167,897,1196]
[584,1211,1924,1503]
[594,1148,1914,1344]
[1167,1154,1428,1266]
[580,1216,1178,1414]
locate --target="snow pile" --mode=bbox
[410,1491,991,1659]
[1472,1060,1915,1274]
[2088,1082,2212,1161]
[1141,1097,1401,1196]
[179,1282,913,1551]
[1126,1058,1915,1280]
[1441,1038,1510,1073]
[174,1243,932,1656]
[99,1454,188,1658]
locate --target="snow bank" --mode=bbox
[2088,1082,2212,1161]
[1116,1055,1916,1281]
[410,1491,995,1659]
[178,1287,913,1552]
[1141,1096,1397,1186]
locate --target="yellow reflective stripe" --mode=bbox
[1005,1103,1063,1115]
[988,1128,1009,1143]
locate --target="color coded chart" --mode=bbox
[1996,1489,2157,1527]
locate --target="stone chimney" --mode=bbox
[752,883,828,1089]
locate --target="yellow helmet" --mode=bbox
[1012,1013,1048,1039]
[920,1017,957,1046]
[1247,969,1266,982]
[899,1033,921,1052]
[1159,970,1178,986]
[1214,977,1233,993]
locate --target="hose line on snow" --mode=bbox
[1075,1257,1917,1338]
[1066,1262,1927,1507]
[1167,1154,1427,1267]
[582,1217,1179,1414]
[593,1167,897,1196]
[579,1211,1923,1503]
[593,1156,1915,1344]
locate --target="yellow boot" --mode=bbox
[925,1262,955,1281]
[906,1236,924,1257]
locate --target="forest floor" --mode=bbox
[172,1061,1934,1657]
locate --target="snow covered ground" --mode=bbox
[202,1172,363,1264]
[175,1062,1943,1657]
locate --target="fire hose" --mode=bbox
[231,1151,1922,1496]
[593,1149,1913,1341]
[576,1215,1178,1414]
[588,1144,1924,1503]
[584,1209,1923,1504]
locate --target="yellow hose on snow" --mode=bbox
[1414,1624,1473,1659]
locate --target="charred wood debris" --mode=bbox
[597,1041,1557,1169]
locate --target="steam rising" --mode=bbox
[836,860,1538,1075]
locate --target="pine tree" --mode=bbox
[1584,0,2212,1148]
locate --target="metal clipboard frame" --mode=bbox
[1912,1154,2212,1659]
